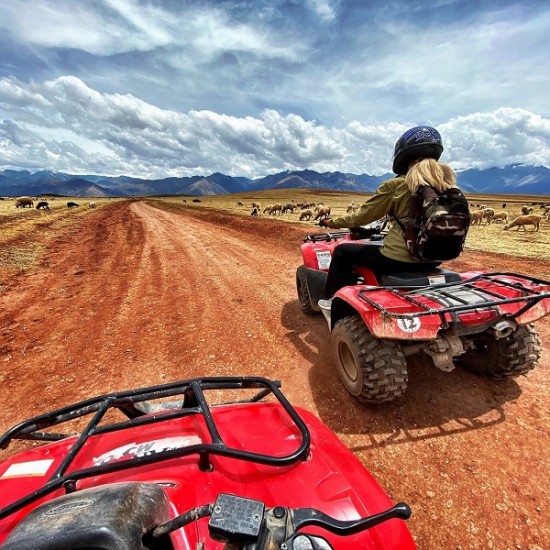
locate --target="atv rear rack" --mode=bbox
[358,272,550,321]
[0,377,311,521]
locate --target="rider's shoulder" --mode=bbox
[378,175,407,190]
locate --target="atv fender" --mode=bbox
[331,286,443,340]
[297,266,328,313]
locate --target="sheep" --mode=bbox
[491,211,508,224]
[67,201,80,208]
[470,210,486,225]
[504,214,543,232]
[88,201,96,208]
[521,206,534,215]
[482,207,495,222]
[299,209,313,221]
[269,204,283,215]
[35,201,50,210]
[314,206,331,221]
[15,196,34,208]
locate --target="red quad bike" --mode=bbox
[0,377,416,549]
[297,220,550,404]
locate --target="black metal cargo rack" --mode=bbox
[0,377,311,521]
[358,272,550,321]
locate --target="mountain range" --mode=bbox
[0,165,548,197]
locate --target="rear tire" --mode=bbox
[296,266,317,315]
[332,315,408,404]
[459,324,541,378]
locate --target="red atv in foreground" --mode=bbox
[0,377,415,549]
[297,222,550,404]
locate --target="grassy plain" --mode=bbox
[0,197,113,273]
[1,190,548,277]
[161,188,550,260]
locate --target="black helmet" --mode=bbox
[392,126,443,175]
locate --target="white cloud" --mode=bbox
[1,76,548,178]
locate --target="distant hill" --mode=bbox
[0,165,548,197]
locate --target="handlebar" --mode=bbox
[305,218,390,243]
[148,493,411,549]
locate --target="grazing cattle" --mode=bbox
[35,201,50,210]
[67,201,80,208]
[299,209,313,221]
[15,196,34,208]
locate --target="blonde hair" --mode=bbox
[405,158,457,193]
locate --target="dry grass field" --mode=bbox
[161,189,550,266]
[2,190,548,277]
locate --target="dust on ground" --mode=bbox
[0,200,548,549]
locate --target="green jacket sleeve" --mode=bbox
[328,177,405,229]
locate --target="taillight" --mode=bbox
[457,309,499,324]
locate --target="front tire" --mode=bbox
[296,266,316,315]
[332,315,408,404]
[459,324,541,378]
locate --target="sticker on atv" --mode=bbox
[93,435,202,466]
[428,275,446,285]
[1,459,54,478]
[397,318,422,333]
[316,250,332,270]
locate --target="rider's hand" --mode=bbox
[318,218,333,228]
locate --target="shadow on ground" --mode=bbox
[281,299,522,450]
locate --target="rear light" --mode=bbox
[457,309,499,324]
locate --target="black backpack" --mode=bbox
[393,185,471,262]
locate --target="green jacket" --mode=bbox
[327,176,433,264]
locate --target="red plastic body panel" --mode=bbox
[301,237,550,340]
[0,403,415,549]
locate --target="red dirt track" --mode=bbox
[1,200,549,549]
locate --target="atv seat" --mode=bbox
[1,482,171,550]
[378,268,461,287]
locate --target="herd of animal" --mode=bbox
[7,196,97,210]
[6,194,549,234]
[469,203,550,232]
[237,198,550,233]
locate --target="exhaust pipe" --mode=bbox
[491,320,516,339]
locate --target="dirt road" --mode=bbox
[1,200,548,548]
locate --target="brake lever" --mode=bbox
[290,502,411,536]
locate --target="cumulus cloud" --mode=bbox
[0,76,548,178]
[0,2,548,178]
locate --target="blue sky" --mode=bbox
[0,0,548,179]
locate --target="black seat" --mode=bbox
[1,482,171,550]
[378,268,461,287]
